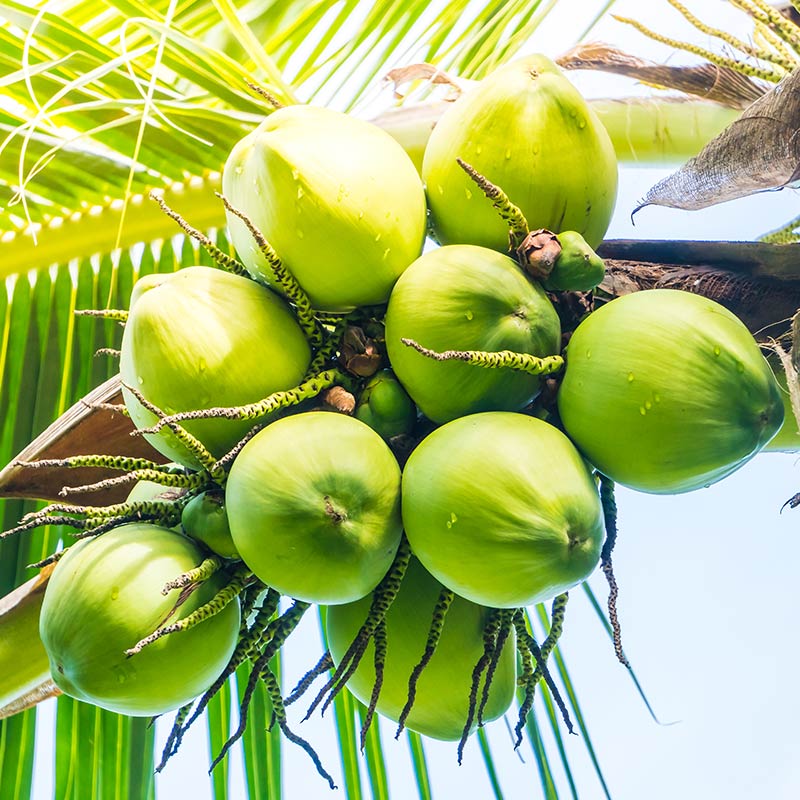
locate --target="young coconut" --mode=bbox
[181,489,240,559]
[354,369,417,440]
[422,54,617,252]
[225,412,403,604]
[384,245,561,424]
[222,104,427,311]
[557,289,784,493]
[325,556,516,741]
[401,412,605,608]
[119,266,312,469]
[39,523,241,716]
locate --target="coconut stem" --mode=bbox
[162,556,224,594]
[214,599,311,770]
[729,0,800,52]
[216,193,323,347]
[284,650,334,707]
[395,587,454,738]
[401,338,564,376]
[457,608,503,765]
[513,619,537,749]
[74,308,129,322]
[477,608,514,726]
[599,476,630,668]
[256,664,337,789]
[123,382,220,474]
[166,588,282,763]
[149,191,250,277]
[512,609,574,737]
[306,536,412,721]
[456,158,529,250]
[156,703,193,772]
[125,565,252,656]
[140,370,348,432]
[360,616,387,751]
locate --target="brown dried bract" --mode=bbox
[517,229,562,281]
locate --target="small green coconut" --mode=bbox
[181,490,240,559]
[384,244,561,424]
[401,412,604,608]
[422,54,617,251]
[39,523,240,716]
[223,104,427,311]
[325,557,516,741]
[541,231,606,292]
[119,266,311,468]
[557,289,784,493]
[355,370,417,440]
[225,412,403,604]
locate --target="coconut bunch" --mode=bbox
[7,54,787,784]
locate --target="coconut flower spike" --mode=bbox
[401,338,565,376]
[217,193,323,347]
[456,158,529,249]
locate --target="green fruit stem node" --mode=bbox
[125,564,252,657]
[456,158,530,249]
[401,338,564,375]
[162,556,224,594]
[150,191,250,277]
[217,192,323,347]
[123,381,218,472]
[395,587,455,739]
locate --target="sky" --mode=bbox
[26,0,800,798]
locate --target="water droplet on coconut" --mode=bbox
[465,188,473,200]
[296,186,304,199]
[375,233,382,242]
[358,211,364,219]
[465,310,474,320]
[639,406,647,415]
[654,393,661,403]
[505,149,512,159]
[578,119,586,129]
[234,165,243,175]
[437,185,444,195]
[627,372,635,382]
[383,248,391,260]
[110,586,119,600]
[714,345,721,356]
[450,512,458,524]
[645,400,652,410]
[476,145,482,155]
[198,357,207,373]
[292,169,299,180]
[585,349,591,358]
[296,229,304,239]
[137,376,144,385]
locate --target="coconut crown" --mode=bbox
[422,53,618,251]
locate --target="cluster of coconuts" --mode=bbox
[34,54,785,767]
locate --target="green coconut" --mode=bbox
[422,54,618,251]
[401,412,604,608]
[181,490,240,559]
[39,523,240,716]
[354,370,417,440]
[225,412,403,604]
[222,104,427,311]
[541,230,606,292]
[119,266,311,468]
[325,556,516,741]
[557,289,784,493]
[384,244,561,423]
